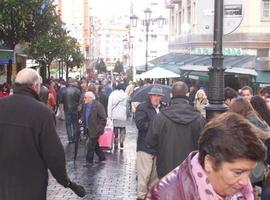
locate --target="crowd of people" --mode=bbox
[1,68,270,200]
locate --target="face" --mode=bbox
[149,95,162,107]
[266,98,270,110]
[33,82,41,95]
[241,90,252,102]
[81,81,88,92]
[225,98,236,107]
[197,92,204,99]
[205,156,257,198]
[84,95,93,104]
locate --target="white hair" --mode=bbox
[85,91,96,100]
[15,68,41,85]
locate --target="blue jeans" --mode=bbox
[262,186,270,200]
[65,112,78,142]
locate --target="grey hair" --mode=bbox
[15,68,41,85]
[85,91,96,100]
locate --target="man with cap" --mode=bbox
[135,85,165,200]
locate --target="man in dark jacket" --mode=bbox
[135,85,164,200]
[0,68,85,200]
[61,78,81,143]
[82,91,107,165]
[147,81,205,179]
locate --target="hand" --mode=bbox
[69,181,86,197]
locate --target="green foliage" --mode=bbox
[114,60,124,73]
[0,0,57,49]
[95,58,107,73]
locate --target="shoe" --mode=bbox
[83,161,93,167]
[120,143,124,148]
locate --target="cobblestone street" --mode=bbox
[47,119,138,200]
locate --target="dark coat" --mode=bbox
[146,97,205,178]
[135,101,160,155]
[145,152,200,200]
[97,91,108,116]
[61,84,81,113]
[82,100,107,138]
[0,85,70,200]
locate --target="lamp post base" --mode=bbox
[205,103,228,121]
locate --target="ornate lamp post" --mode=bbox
[130,9,165,72]
[205,0,228,120]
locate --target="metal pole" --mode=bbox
[205,0,228,120]
[145,22,149,72]
[58,60,61,79]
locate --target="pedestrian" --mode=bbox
[250,95,270,126]
[146,81,206,179]
[240,85,253,102]
[260,86,270,109]
[125,81,135,117]
[61,78,81,143]
[0,68,85,200]
[97,85,108,116]
[193,89,208,117]
[229,97,270,132]
[103,80,112,97]
[82,91,107,165]
[107,83,128,149]
[56,80,66,120]
[146,112,266,200]
[224,86,238,107]
[135,85,165,200]
[187,85,196,106]
[0,82,10,98]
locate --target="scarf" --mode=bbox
[191,153,254,200]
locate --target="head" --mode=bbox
[81,79,88,92]
[260,86,270,109]
[68,78,78,86]
[198,112,266,197]
[229,98,254,117]
[84,91,96,104]
[15,68,41,95]
[250,95,270,123]
[148,85,164,107]
[240,86,253,102]
[224,87,238,106]
[195,89,207,100]
[88,83,96,93]
[172,81,188,98]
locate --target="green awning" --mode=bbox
[256,71,270,83]
[0,49,13,64]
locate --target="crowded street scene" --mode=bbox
[1,0,270,200]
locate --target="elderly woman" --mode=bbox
[146,112,266,200]
[194,89,208,117]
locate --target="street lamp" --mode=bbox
[130,8,165,72]
[205,0,228,120]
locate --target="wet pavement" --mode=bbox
[47,119,138,200]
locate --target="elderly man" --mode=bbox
[146,81,205,179]
[0,68,85,200]
[135,85,165,200]
[82,91,107,165]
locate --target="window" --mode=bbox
[262,0,270,20]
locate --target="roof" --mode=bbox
[138,67,180,79]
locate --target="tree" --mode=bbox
[26,19,68,81]
[95,58,107,74]
[59,36,84,81]
[114,60,124,73]
[0,0,58,83]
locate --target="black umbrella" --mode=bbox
[74,120,84,161]
[131,84,172,103]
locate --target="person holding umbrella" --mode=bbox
[135,85,166,200]
[82,91,107,165]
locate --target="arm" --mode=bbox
[39,113,70,187]
[135,104,149,132]
[97,103,107,136]
[107,94,113,118]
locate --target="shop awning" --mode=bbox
[0,49,13,64]
[256,71,270,83]
[139,67,180,79]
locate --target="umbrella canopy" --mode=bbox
[139,67,180,79]
[131,84,172,103]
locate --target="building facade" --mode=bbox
[166,0,270,58]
